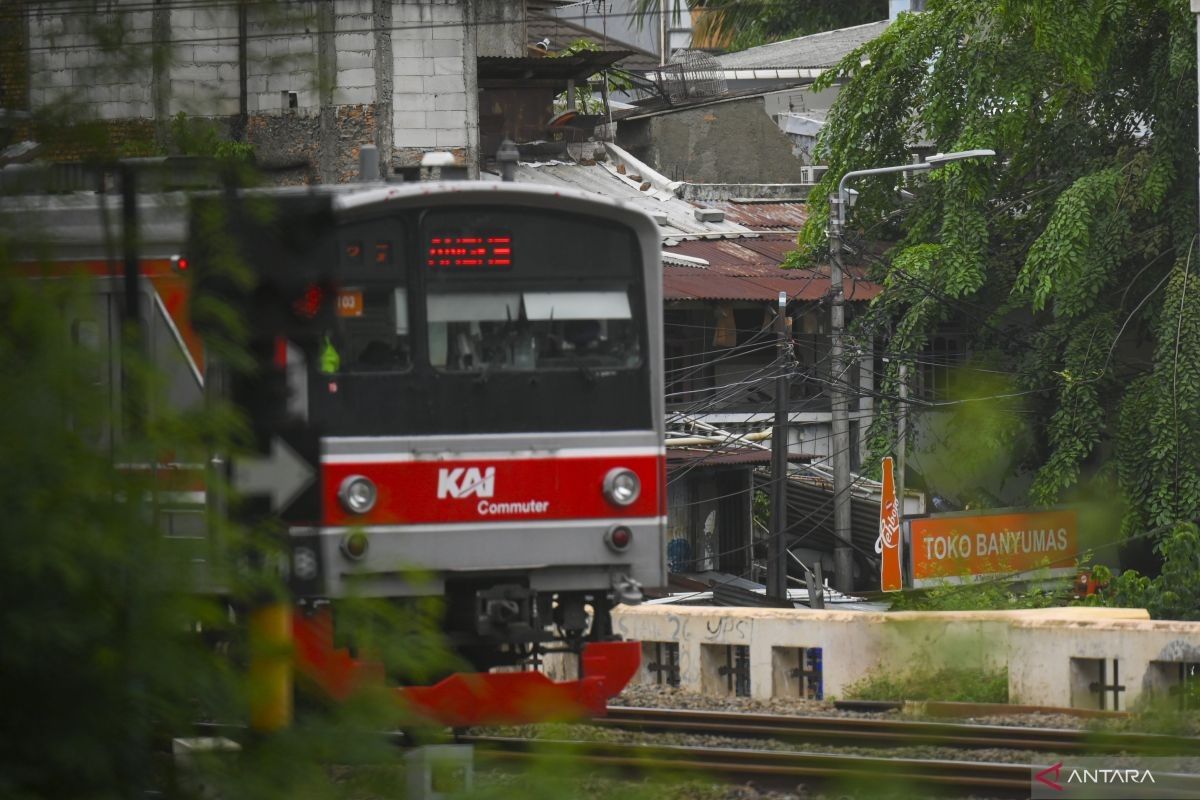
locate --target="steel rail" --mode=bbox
[462,734,1036,796]
[595,706,1200,755]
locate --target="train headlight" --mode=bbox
[338,475,377,515]
[340,531,369,560]
[603,467,641,507]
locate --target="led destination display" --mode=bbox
[427,234,512,269]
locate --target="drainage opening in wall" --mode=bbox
[1147,661,1200,710]
[641,641,680,688]
[702,643,750,697]
[772,646,822,700]
[1070,657,1125,711]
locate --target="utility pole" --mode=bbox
[897,361,908,516]
[827,193,855,593]
[1193,1,1200,232]
[767,291,791,601]
[826,149,996,595]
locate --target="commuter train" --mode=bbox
[4,177,666,724]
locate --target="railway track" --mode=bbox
[464,710,1200,796]
[462,734,1037,796]
[594,705,1200,755]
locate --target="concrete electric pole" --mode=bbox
[828,149,995,594]
[767,291,791,601]
[827,193,854,593]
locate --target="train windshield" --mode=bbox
[303,204,652,435]
[427,288,641,372]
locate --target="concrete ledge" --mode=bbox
[610,605,1149,702]
[1010,617,1200,710]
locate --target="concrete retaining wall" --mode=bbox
[1010,618,1200,711]
[601,605,1150,704]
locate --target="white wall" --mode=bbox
[608,604,1148,701]
[392,0,469,151]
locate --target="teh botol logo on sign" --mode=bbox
[875,456,903,591]
[437,466,495,499]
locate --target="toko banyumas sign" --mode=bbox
[908,508,1079,588]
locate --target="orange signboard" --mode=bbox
[336,288,364,318]
[909,508,1079,587]
[876,457,902,592]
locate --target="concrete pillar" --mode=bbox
[371,0,393,181]
[316,0,337,184]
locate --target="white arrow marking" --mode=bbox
[232,436,315,511]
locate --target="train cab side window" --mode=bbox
[323,286,411,373]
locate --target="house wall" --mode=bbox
[21,0,491,178]
[617,96,807,184]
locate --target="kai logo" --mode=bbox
[437,466,496,499]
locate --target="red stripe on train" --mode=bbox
[321,454,663,526]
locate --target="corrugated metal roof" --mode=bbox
[491,159,880,303]
[763,472,885,561]
[506,160,756,239]
[664,267,818,301]
[668,236,795,269]
[716,20,890,70]
[706,201,808,230]
[526,13,660,71]
[478,51,628,82]
[662,237,881,302]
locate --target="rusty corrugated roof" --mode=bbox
[668,236,796,270]
[706,201,809,230]
[663,236,881,302]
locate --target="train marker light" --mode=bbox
[338,475,377,514]
[340,531,369,560]
[603,467,641,507]
[605,525,633,552]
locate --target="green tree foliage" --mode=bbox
[551,39,634,115]
[1083,523,1200,619]
[170,112,257,163]
[798,0,1200,549]
[0,196,454,799]
[0,268,236,798]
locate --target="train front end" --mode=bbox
[199,183,665,724]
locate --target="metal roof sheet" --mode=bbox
[706,201,809,230]
[715,20,890,70]
[663,237,881,302]
[526,13,660,71]
[477,51,629,82]
[506,160,756,239]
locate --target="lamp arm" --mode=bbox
[836,162,933,223]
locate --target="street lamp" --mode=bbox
[826,148,995,594]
